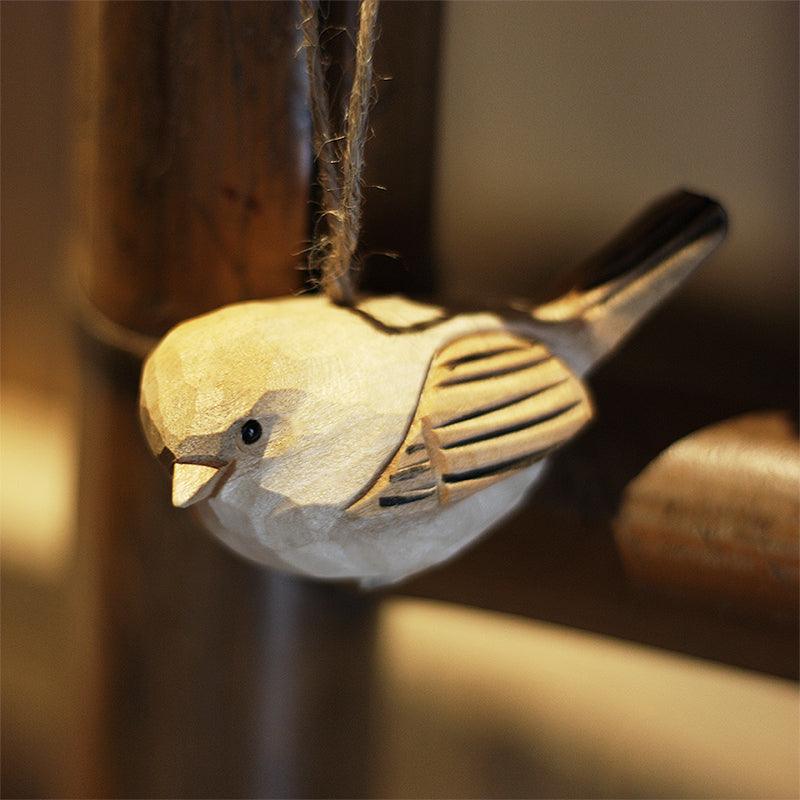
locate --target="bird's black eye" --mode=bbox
[241,419,262,445]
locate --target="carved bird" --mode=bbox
[139,190,726,587]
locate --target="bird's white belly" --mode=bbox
[197,461,547,585]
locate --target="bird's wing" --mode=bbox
[347,330,593,515]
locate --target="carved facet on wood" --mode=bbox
[139,190,728,586]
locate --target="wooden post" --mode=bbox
[73,3,381,796]
[83,0,308,334]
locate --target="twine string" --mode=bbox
[299,0,341,231]
[300,0,380,306]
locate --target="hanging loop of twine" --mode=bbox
[300,0,380,306]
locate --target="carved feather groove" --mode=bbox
[439,401,581,449]
[389,462,434,482]
[442,447,554,483]
[437,354,551,386]
[444,346,525,368]
[436,378,569,427]
[379,488,437,507]
[424,357,570,429]
[347,330,593,517]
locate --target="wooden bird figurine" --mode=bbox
[139,190,727,587]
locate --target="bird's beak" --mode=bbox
[172,460,228,508]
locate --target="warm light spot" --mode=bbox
[1,385,77,577]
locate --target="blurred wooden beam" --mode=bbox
[73,3,384,797]
[615,411,798,618]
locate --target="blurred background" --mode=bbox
[1,1,798,798]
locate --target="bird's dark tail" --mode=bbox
[528,189,728,374]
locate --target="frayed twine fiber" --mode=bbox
[300,0,380,306]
